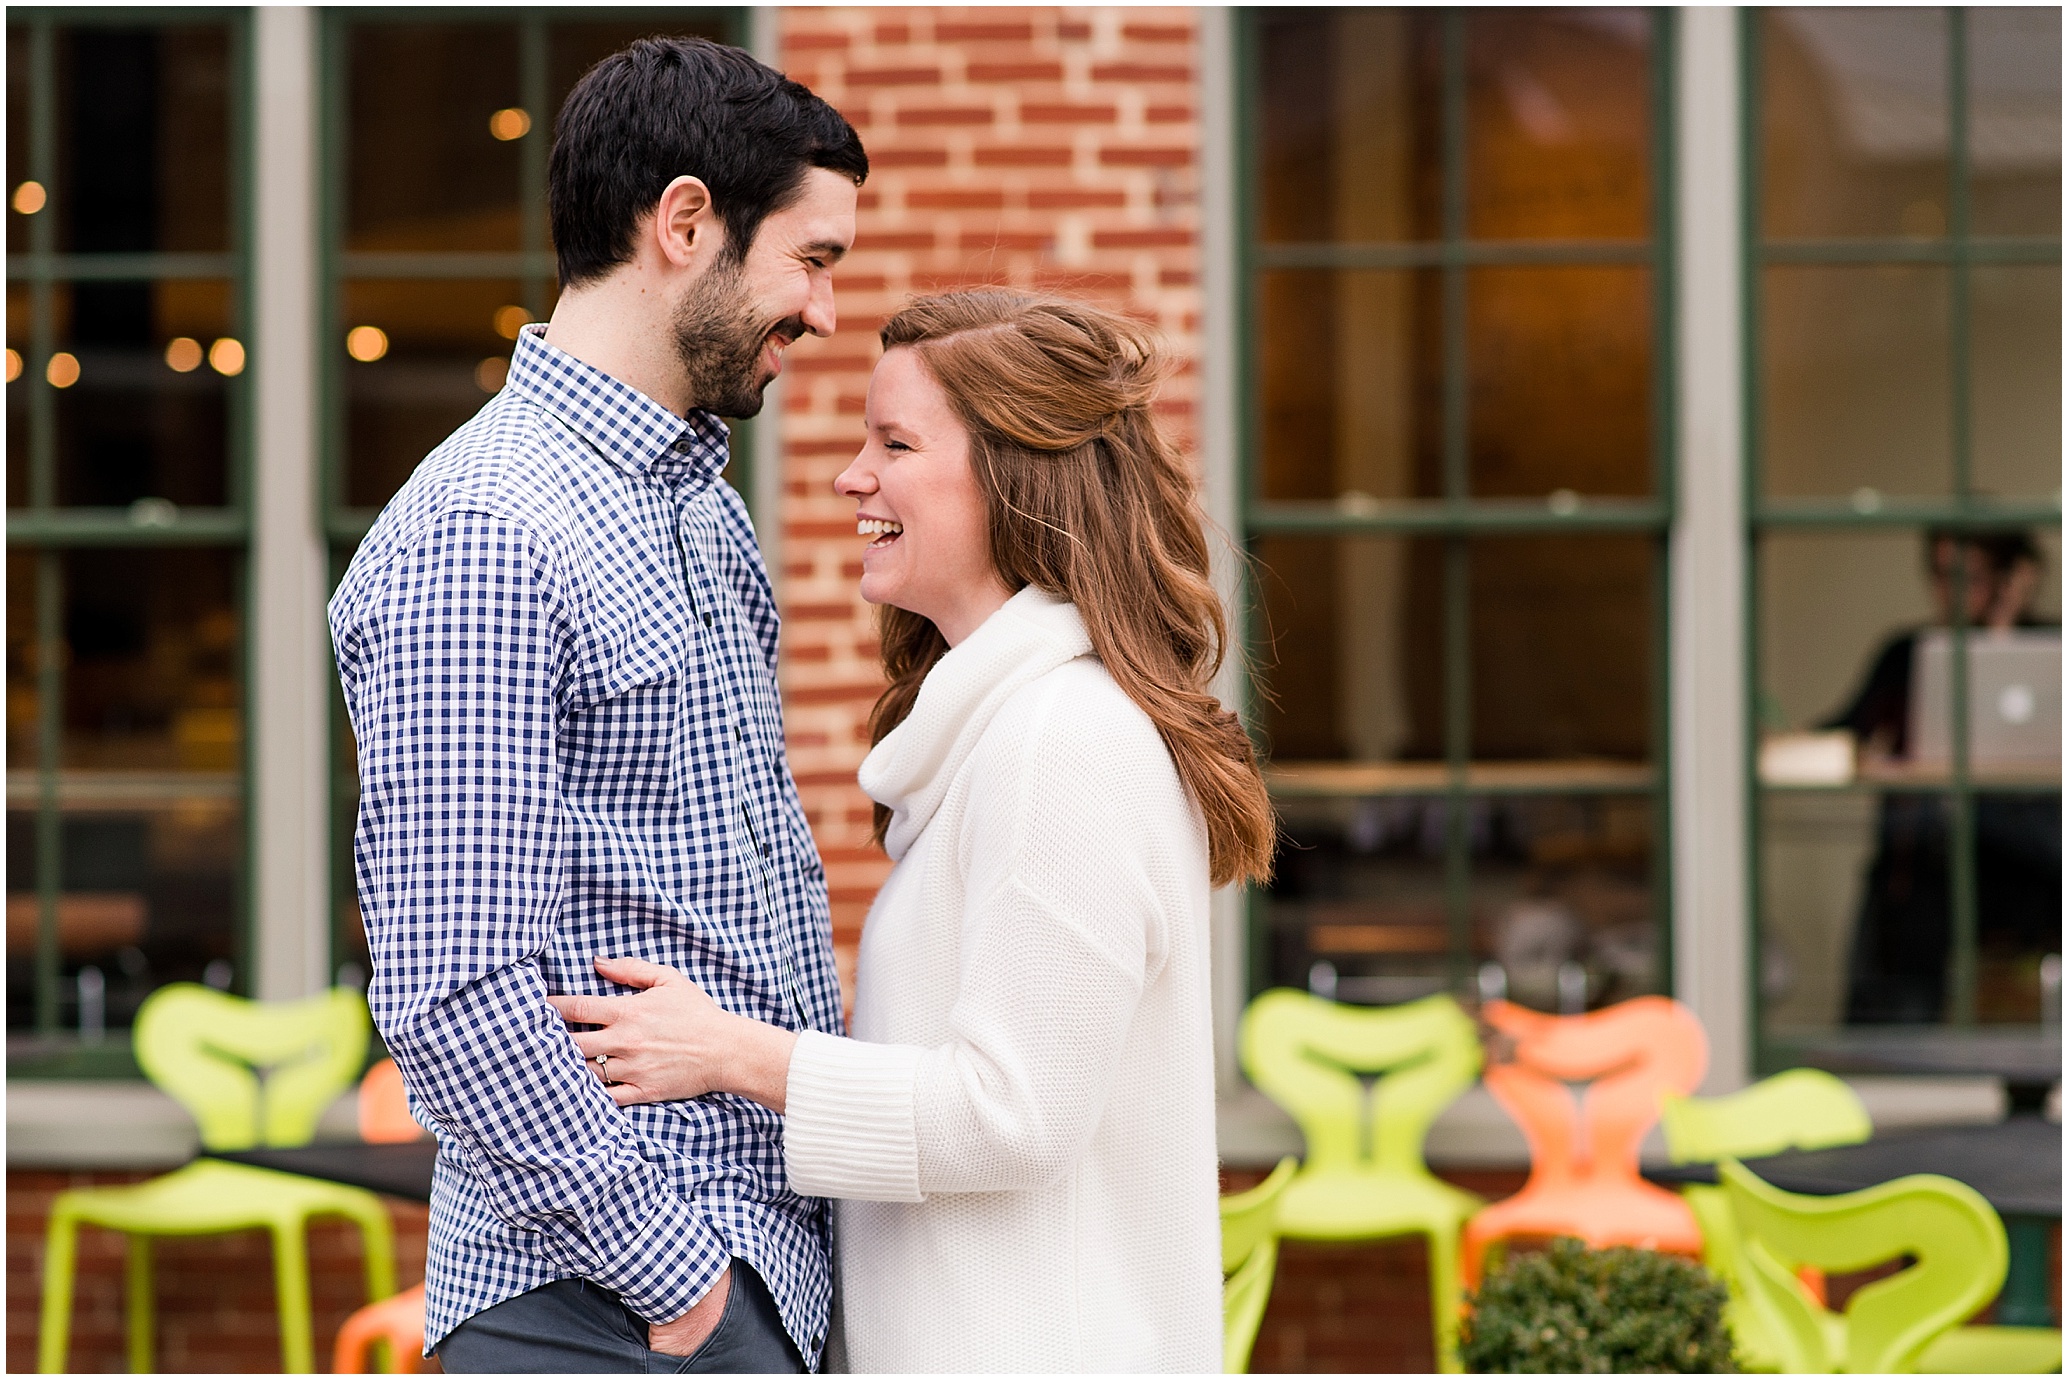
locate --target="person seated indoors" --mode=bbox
[1824,528,2060,1025]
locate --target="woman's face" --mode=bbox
[834,346,1014,645]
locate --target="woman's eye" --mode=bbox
[883,439,910,452]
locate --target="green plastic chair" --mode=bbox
[1662,1068,1874,1368]
[1239,989,1484,1372]
[1222,1157,1297,1374]
[39,984,398,1374]
[1720,1158,2062,1374]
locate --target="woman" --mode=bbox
[549,290,1273,1372]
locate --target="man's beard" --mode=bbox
[672,258,797,419]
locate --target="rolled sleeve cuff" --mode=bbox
[783,1031,924,1203]
[584,1182,729,1324]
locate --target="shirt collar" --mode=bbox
[505,322,730,487]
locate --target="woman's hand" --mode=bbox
[545,956,799,1112]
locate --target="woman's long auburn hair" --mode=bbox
[866,289,1275,888]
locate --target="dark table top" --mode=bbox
[205,1141,438,1202]
[1647,1117,2060,1218]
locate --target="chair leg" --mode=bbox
[271,1219,316,1374]
[1426,1225,1465,1374]
[348,1199,397,1304]
[37,1201,81,1375]
[126,1235,155,1374]
[345,1200,399,1373]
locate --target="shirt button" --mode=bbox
[702,612,712,627]
[671,436,694,454]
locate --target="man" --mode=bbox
[329,38,863,1373]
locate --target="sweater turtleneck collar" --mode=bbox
[858,584,1094,861]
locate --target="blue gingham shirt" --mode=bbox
[330,325,843,1362]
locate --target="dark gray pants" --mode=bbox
[437,1261,805,1374]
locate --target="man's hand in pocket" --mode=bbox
[649,1266,732,1357]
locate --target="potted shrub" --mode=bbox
[1459,1238,1739,1373]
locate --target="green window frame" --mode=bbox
[316,8,751,979]
[1742,7,2063,1069]
[1233,8,1681,1002]
[7,8,254,1067]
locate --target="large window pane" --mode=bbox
[1467,535,1653,762]
[1251,534,1654,766]
[1253,10,1653,246]
[1761,264,1951,499]
[347,24,523,253]
[1254,10,1439,245]
[60,548,240,773]
[48,279,238,509]
[1256,266,1655,505]
[51,25,232,255]
[1973,265,2062,499]
[341,278,531,509]
[1467,267,1653,498]
[1466,10,1651,242]
[1968,8,2061,237]
[1251,535,1441,765]
[1256,269,1439,505]
[1760,9,1950,242]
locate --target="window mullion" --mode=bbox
[1945,6,1978,1028]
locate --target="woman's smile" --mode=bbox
[857,514,904,550]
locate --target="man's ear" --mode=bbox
[652,175,723,271]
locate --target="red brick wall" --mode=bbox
[771,6,1205,990]
[8,1171,431,1374]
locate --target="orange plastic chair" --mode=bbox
[1461,996,1707,1286]
[357,1058,424,1144]
[334,1282,429,1374]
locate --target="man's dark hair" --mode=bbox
[1926,525,2042,576]
[549,37,867,287]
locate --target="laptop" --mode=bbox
[1909,628,2062,768]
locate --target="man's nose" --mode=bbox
[802,275,837,339]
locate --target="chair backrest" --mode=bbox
[358,1057,424,1144]
[1661,1068,1871,1165]
[1480,996,1706,1185]
[1239,990,1481,1176]
[1222,1158,1297,1374]
[134,983,372,1151]
[1719,1158,2007,1374]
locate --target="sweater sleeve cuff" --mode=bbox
[783,1031,924,1202]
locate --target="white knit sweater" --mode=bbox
[782,586,1222,1374]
